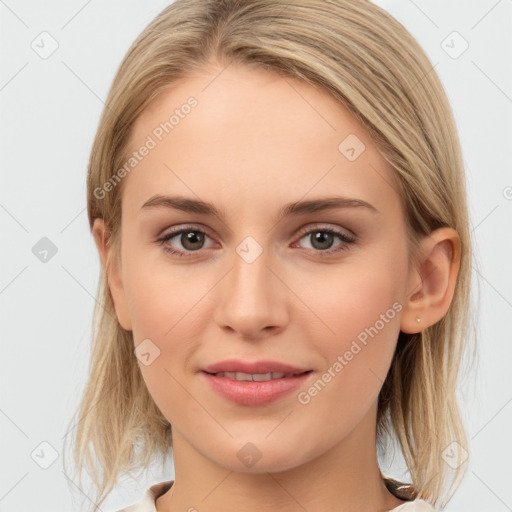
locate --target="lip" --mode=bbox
[200,359,313,406]
[201,359,311,375]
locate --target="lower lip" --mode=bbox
[201,371,312,406]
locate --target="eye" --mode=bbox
[156,224,356,258]
[293,225,356,256]
[157,226,215,257]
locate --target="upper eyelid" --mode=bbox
[159,223,215,240]
[295,223,355,239]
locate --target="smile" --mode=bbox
[202,370,313,406]
[209,371,304,381]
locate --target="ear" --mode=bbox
[400,227,461,334]
[92,218,132,331]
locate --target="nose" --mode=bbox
[213,244,289,340]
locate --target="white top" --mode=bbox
[114,480,437,511]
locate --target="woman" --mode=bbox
[68,1,473,510]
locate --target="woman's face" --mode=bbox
[109,63,416,473]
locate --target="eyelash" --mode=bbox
[156,224,356,259]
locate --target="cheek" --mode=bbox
[121,235,207,340]
[122,253,209,423]
[306,249,405,332]
[302,251,406,393]
[121,243,214,404]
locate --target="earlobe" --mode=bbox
[91,218,132,331]
[400,227,461,334]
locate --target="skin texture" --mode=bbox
[93,61,461,512]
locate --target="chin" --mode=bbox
[207,438,311,475]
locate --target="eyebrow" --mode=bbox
[140,194,379,223]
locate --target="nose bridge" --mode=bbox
[214,234,287,337]
[232,239,271,300]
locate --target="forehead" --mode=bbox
[121,63,400,220]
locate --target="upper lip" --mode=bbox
[201,359,312,375]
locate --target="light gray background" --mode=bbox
[1,1,511,511]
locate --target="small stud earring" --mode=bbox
[416,317,421,323]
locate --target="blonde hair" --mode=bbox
[64,0,476,509]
